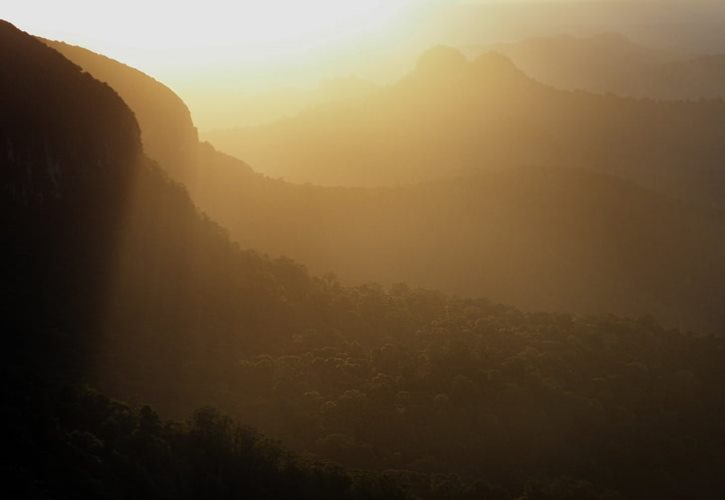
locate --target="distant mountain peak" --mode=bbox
[411,46,529,87]
[470,51,525,79]
[415,45,468,77]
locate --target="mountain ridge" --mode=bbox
[43,38,199,184]
[205,45,725,210]
[480,33,725,100]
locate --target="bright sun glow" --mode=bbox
[4,0,416,63]
[3,0,443,129]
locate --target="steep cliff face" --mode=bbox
[2,25,141,207]
[1,20,143,377]
[43,39,199,184]
[0,20,323,404]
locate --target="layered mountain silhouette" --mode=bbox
[205,46,725,210]
[46,39,725,335]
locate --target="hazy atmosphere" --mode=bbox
[9,0,725,128]
[3,1,725,499]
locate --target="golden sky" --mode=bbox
[7,1,719,85]
[4,2,577,78]
[7,0,724,130]
[7,1,430,70]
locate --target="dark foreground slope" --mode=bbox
[2,380,407,500]
[1,19,141,378]
[0,21,406,500]
[6,21,725,499]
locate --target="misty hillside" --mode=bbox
[480,33,677,96]
[205,46,725,209]
[6,18,725,500]
[196,148,725,335]
[53,40,725,334]
[657,54,725,99]
[482,33,725,101]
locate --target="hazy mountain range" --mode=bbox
[479,33,725,100]
[205,45,725,210]
[39,36,725,335]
